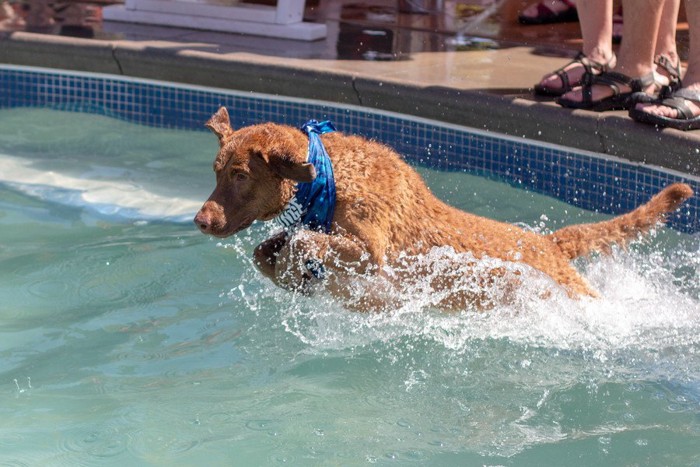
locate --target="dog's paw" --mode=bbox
[274,233,328,294]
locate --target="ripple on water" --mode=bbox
[57,426,128,464]
[12,235,196,323]
[245,419,280,432]
[127,428,202,458]
[0,460,33,467]
[25,277,71,300]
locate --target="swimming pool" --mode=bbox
[1,65,699,465]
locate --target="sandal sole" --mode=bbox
[534,84,569,97]
[558,93,634,112]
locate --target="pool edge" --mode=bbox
[1,30,699,179]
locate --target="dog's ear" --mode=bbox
[206,107,233,142]
[269,156,317,183]
[255,150,316,183]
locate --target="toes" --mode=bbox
[636,104,679,119]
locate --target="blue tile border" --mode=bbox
[1,64,698,233]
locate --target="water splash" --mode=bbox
[14,377,32,395]
[223,231,700,370]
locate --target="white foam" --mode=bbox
[0,153,201,222]
[229,241,700,357]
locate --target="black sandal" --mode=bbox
[629,88,700,131]
[557,70,656,112]
[534,52,614,97]
[654,54,682,94]
[631,54,683,106]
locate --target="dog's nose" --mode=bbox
[194,211,212,233]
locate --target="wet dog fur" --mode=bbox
[194,107,694,311]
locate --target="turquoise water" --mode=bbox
[1,108,699,466]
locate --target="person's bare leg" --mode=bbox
[653,0,681,84]
[637,0,700,119]
[537,0,614,93]
[560,0,664,103]
[578,0,614,61]
[677,0,700,88]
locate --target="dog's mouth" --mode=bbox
[195,208,255,238]
[212,215,255,238]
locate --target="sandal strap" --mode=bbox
[643,89,700,120]
[538,51,615,100]
[580,52,615,74]
[657,96,697,120]
[547,51,611,94]
[631,72,656,91]
[552,51,586,91]
[654,54,682,98]
[630,87,700,109]
[588,72,626,99]
[579,70,654,105]
[554,69,571,92]
[654,54,682,83]
[673,88,700,103]
[547,52,611,102]
[590,71,655,93]
[670,88,700,119]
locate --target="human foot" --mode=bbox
[557,71,656,112]
[630,86,700,131]
[622,55,682,108]
[535,52,615,97]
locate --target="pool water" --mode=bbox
[1,108,699,465]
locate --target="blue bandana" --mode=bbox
[276,120,337,233]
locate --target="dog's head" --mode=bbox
[194,107,316,238]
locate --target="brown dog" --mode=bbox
[194,107,693,310]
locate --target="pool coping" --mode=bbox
[1,30,699,178]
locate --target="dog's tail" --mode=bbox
[549,183,693,260]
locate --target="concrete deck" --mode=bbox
[1,4,699,177]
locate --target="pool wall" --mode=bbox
[1,64,699,233]
[3,30,700,181]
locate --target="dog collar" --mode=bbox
[276,120,337,233]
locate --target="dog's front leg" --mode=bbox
[272,229,375,292]
[253,231,289,281]
[271,230,399,311]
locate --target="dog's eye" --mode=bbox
[232,171,249,182]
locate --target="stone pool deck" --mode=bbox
[1,25,699,177]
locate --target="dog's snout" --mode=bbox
[194,210,213,233]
